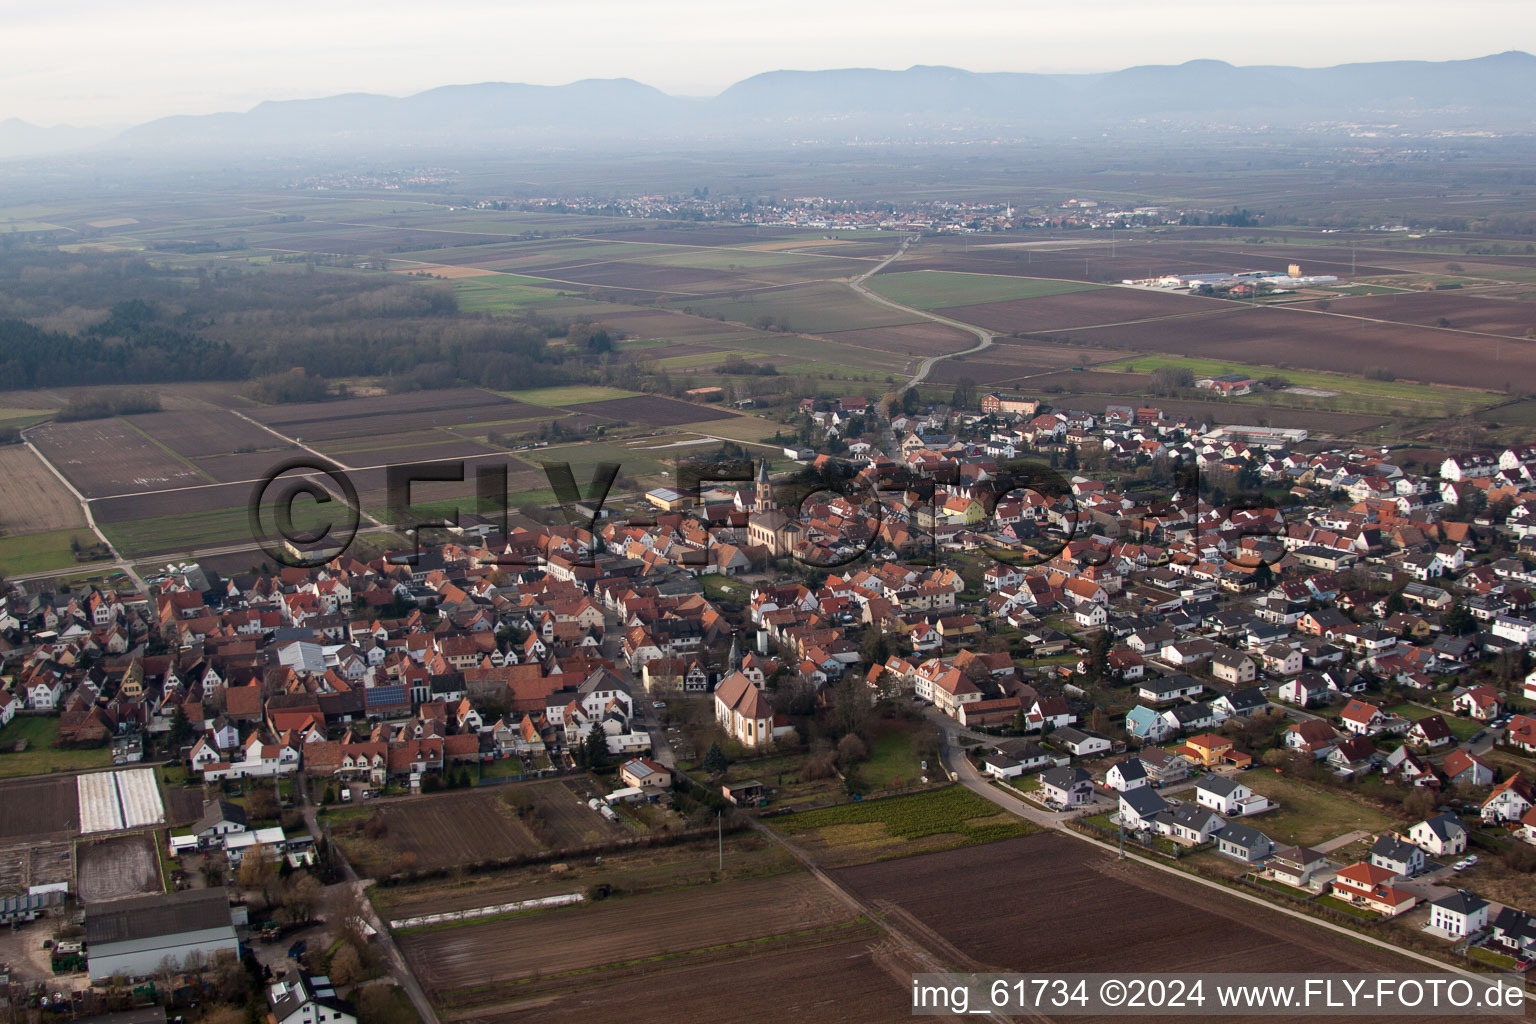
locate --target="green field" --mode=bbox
[773,785,1034,852]
[1096,353,1500,412]
[867,271,1100,310]
[501,385,642,407]
[0,717,111,778]
[0,528,110,576]
[99,501,343,559]
[451,274,570,314]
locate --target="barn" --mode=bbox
[85,888,238,981]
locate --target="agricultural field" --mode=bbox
[0,774,80,841]
[0,445,85,534]
[831,833,1424,985]
[821,321,977,356]
[30,418,209,498]
[249,389,547,442]
[399,873,867,1013]
[75,833,163,902]
[371,831,797,921]
[523,779,627,848]
[1065,303,1536,392]
[933,286,1234,335]
[868,270,1100,310]
[1296,290,1536,338]
[469,936,916,1024]
[0,527,108,576]
[331,791,542,876]
[770,785,1035,867]
[674,282,920,334]
[0,839,72,897]
[1093,354,1501,415]
[331,783,621,877]
[567,394,734,427]
[502,385,641,407]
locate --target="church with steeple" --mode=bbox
[745,459,802,558]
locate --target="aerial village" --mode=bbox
[9,387,1536,1015]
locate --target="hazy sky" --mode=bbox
[8,0,1532,127]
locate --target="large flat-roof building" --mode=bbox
[85,888,238,981]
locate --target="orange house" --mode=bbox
[1181,733,1237,768]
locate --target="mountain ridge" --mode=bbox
[11,52,1536,159]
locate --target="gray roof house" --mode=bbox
[1215,822,1273,863]
[1117,786,1170,830]
[1369,834,1426,878]
[1039,766,1095,808]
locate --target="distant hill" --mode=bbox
[89,51,1536,156]
[0,118,115,159]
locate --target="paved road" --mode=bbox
[924,718,1502,985]
[847,238,997,389]
[1313,829,1372,854]
[299,780,442,1024]
[20,433,145,591]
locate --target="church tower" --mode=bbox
[754,459,775,513]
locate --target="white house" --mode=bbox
[1105,758,1150,793]
[1426,892,1489,941]
[1194,776,1271,818]
[269,972,357,1024]
[1408,813,1468,857]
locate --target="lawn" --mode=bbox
[1384,703,1481,741]
[1316,894,1380,921]
[866,271,1100,310]
[1241,771,1403,848]
[860,726,927,789]
[0,717,111,778]
[0,528,111,576]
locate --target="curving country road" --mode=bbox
[848,237,996,389]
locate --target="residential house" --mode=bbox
[1052,726,1111,758]
[1105,758,1150,792]
[1408,813,1468,858]
[1482,774,1536,823]
[1369,834,1425,878]
[1215,822,1273,863]
[1407,714,1455,749]
[1426,892,1489,940]
[1117,786,1170,830]
[618,757,672,791]
[1038,766,1094,808]
[1443,750,1495,788]
[1329,862,1418,917]
[1268,845,1326,889]
[1451,685,1502,721]
[1195,776,1271,818]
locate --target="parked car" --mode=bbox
[287,940,307,959]
[1464,854,1479,867]
[1453,858,1472,871]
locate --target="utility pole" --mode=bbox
[717,811,723,870]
